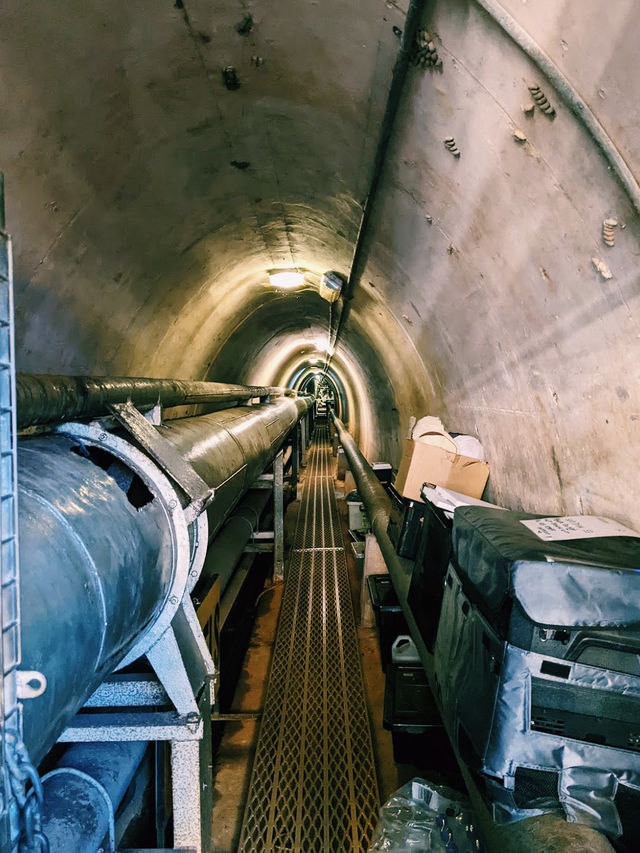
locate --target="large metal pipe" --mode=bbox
[330,412,391,540]
[19,433,177,766]
[16,373,291,429]
[194,489,271,603]
[158,398,307,543]
[38,742,148,852]
[20,396,311,764]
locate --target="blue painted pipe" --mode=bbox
[18,435,173,766]
[38,742,148,852]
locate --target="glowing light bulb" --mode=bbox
[268,270,304,289]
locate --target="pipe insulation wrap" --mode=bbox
[159,396,310,542]
[195,488,271,602]
[18,395,312,765]
[331,412,391,535]
[16,373,291,428]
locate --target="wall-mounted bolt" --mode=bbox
[602,218,618,247]
[186,712,201,732]
[99,432,107,441]
[169,595,179,605]
[528,84,556,117]
[222,66,240,90]
[425,214,433,223]
[513,129,527,143]
[443,137,460,157]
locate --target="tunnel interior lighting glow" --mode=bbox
[268,270,304,289]
[308,337,334,355]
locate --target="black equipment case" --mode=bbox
[367,574,408,671]
[386,484,425,560]
[434,506,640,839]
[407,497,453,651]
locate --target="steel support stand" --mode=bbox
[170,692,212,853]
[273,450,284,580]
[290,428,299,492]
[154,742,167,848]
[60,594,216,853]
[300,416,307,468]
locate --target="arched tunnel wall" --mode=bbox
[1,0,639,528]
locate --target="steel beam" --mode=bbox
[273,450,284,579]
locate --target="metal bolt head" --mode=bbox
[169,595,179,605]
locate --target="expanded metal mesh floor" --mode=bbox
[238,425,379,852]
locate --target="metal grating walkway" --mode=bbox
[238,424,379,852]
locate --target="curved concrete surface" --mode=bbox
[1,1,638,849]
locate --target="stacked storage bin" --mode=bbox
[367,574,408,671]
[383,636,443,765]
[434,506,640,846]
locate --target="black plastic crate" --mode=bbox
[383,663,444,764]
[372,462,392,483]
[386,484,425,559]
[367,574,408,671]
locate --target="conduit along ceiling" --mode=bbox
[2,0,640,516]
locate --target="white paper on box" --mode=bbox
[521,516,640,542]
[422,485,506,514]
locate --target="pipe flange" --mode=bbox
[56,421,191,668]
[187,511,209,594]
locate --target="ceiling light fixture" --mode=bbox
[318,271,345,303]
[268,269,304,289]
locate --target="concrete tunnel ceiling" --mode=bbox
[1,0,639,527]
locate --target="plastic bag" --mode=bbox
[368,778,483,852]
[411,416,457,453]
[452,435,485,461]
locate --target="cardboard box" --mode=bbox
[394,439,489,502]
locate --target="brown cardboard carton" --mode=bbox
[394,439,489,501]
